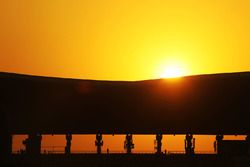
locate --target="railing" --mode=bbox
[167,151,185,154]
[194,151,216,154]
[12,149,215,155]
[42,146,64,154]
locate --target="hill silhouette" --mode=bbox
[0,71,250,135]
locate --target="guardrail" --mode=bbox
[12,148,215,155]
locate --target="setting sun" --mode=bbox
[156,59,189,79]
[160,65,185,78]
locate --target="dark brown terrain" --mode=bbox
[0,72,250,135]
[1,72,250,167]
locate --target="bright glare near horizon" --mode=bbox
[156,58,189,79]
[160,65,186,78]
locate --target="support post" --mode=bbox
[246,135,250,155]
[0,109,12,160]
[124,134,134,154]
[0,133,12,159]
[155,134,162,154]
[23,133,42,155]
[95,133,103,154]
[65,134,72,155]
[215,134,223,155]
[185,134,195,155]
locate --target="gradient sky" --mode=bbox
[1,0,250,80]
[1,0,249,152]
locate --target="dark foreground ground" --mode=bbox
[4,154,250,167]
[2,72,250,135]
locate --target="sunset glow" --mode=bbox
[1,0,250,153]
[160,65,186,78]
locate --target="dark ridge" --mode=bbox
[1,71,250,135]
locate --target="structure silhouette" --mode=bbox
[1,72,250,166]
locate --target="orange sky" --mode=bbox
[1,0,249,153]
[13,135,246,153]
[1,0,250,80]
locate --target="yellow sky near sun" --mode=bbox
[1,0,250,80]
[1,0,250,152]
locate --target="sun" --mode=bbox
[155,58,189,79]
[160,65,186,78]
